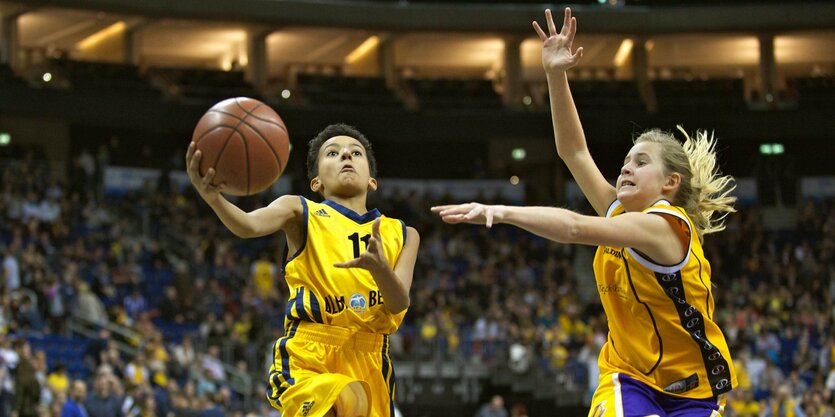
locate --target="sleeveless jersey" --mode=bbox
[282,197,408,334]
[592,199,737,398]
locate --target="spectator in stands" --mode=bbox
[474,395,508,417]
[763,385,806,417]
[0,333,17,417]
[60,380,87,417]
[73,282,106,324]
[123,289,146,321]
[2,244,20,293]
[85,370,123,417]
[45,364,69,397]
[12,339,39,417]
[124,352,149,387]
[249,251,277,302]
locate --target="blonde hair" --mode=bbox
[634,126,736,240]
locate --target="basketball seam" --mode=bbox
[231,99,287,132]
[206,109,283,173]
[236,130,250,195]
[213,119,246,183]
[195,125,233,143]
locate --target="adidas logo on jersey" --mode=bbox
[313,209,330,217]
[301,400,315,416]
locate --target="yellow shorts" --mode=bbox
[266,320,396,417]
[589,373,726,417]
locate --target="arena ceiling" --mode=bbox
[4,3,835,80]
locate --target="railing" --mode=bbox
[67,315,255,411]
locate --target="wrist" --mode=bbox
[494,205,509,224]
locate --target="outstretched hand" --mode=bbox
[431,203,504,228]
[533,8,584,73]
[186,141,225,204]
[334,218,390,274]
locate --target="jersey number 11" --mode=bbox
[348,233,371,258]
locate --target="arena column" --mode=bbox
[122,19,151,66]
[758,33,778,107]
[502,34,524,110]
[378,33,398,90]
[246,26,273,94]
[631,36,657,114]
[0,5,29,69]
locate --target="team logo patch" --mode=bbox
[314,208,330,217]
[349,293,367,314]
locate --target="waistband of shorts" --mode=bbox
[291,321,386,352]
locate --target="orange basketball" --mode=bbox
[191,97,290,196]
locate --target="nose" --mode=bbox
[339,147,353,160]
[620,163,632,175]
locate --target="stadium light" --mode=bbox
[346,36,379,64]
[0,133,10,146]
[77,21,126,50]
[511,148,526,161]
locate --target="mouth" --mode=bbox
[619,180,635,189]
[340,165,356,173]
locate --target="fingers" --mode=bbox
[561,7,571,35]
[187,148,201,176]
[201,168,216,188]
[437,203,478,216]
[430,205,458,213]
[462,205,483,221]
[186,142,195,165]
[371,217,382,240]
[546,9,557,37]
[571,46,584,62]
[568,16,577,41]
[333,260,359,269]
[532,21,547,41]
[486,207,494,228]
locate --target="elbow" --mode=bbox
[564,215,583,243]
[389,295,410,315]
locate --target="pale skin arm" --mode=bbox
[334,218,420,314]
[432,203,687,265]
[186,141,302,239]
[534,8,616,216]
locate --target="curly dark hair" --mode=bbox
[306,123,377,181]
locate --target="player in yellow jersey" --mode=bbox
[186,123,420,417]
[432,8,737,417]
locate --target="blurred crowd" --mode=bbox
[0,151,834,417]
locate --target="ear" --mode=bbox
[310,177,321,193]
[367,177,378,192]
[664,172,681,192]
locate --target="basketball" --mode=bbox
[191,97,290,196]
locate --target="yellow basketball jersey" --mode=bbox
[282,197,408,334]
[592,199,737,398]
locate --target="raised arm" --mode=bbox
[534,8,616,216]
[186,142,302,238]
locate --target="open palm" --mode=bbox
[533,8,583,73]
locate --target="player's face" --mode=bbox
[313,136,376,196]
[617,141,676,211]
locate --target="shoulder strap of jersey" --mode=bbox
[622,200,694,273]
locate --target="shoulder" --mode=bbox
[269,194,304,211]
[406,226,420,243]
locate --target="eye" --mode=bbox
[637,160,647,166]
[326,151,338,157]
[352,150,363,156]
